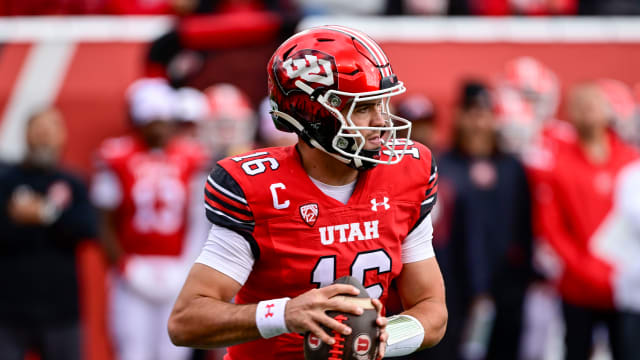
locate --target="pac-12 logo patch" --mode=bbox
[299,203,319,227]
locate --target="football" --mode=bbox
[304,276,380,360]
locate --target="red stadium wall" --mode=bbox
[57,42,149,176]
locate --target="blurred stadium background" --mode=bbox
[1,1,639,360]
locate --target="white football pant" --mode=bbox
[110,275,192,360]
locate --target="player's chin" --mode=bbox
[366,137,382,148]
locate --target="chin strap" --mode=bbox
[352,148,381,170]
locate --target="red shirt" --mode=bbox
[204,144,437,360]
[97,134,208,256]
[536,131,638,308]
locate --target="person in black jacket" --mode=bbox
[0,107,97,360]
[414,81,533,360]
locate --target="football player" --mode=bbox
[168,26,447,359]
[199,83,258,160]
[91,78,209,360]
[494,56,575,163]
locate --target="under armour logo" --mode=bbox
[371,197,390,211]
[265,304,275,318]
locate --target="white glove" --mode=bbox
[124,255,189,303]
[613,262,640,312]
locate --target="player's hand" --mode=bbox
[372,298,388,359]
[8,187,47,225]
[285,284,364,345]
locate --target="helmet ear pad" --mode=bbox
[269,88,342,150]
[271,111,296,133]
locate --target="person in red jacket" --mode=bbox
[536,82,639,360]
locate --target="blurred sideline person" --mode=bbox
[199,83,258,160]
[420,81,532,360]
[168,25,447,359]
[172,85,218,360]
[0,107,98,360]
[91,78,208,360]
[172,84,215,292]
[494,57,573,360]
[174,86,209,139]
[494,56,575,167]
[536,83,639,360]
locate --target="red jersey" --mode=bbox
[536,131,638,308]
[204,144,437,360]
[97,134,208,256]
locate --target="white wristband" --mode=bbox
[255,297,291,339]
[384,314,425,357]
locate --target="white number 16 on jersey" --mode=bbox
[311,249,392,299]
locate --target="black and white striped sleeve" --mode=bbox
[203,165,259,257]
[411,157,438,232]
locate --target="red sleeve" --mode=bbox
[535,175,613,307]
[204,164,254,231]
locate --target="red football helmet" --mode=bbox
[267,25,410,170]
[500,56,559,123]
[200,83,256,151]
